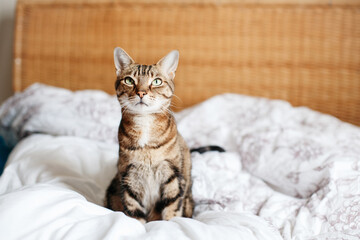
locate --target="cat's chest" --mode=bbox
[138,164,163,210]
[133,115,154,147]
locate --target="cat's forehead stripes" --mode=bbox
[132,64,156,78]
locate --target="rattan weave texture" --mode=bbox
[14,0,360,125]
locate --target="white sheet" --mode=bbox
[0,84,359,239]
[0,135,281,240]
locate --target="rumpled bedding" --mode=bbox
[0,83,359,240]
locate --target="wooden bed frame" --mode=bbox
[13,0,360,125]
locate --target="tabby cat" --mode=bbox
[105,48,194,223]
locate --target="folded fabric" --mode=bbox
[0,83,120,147]
[0,83,359,239]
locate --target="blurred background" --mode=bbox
[0,0,16,103]
[0,0,16,172]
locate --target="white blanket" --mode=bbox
[0,84,359,239]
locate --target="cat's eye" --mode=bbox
[124,77,134,86]
[152,78,162,86]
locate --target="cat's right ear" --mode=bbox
[114,47,134,76]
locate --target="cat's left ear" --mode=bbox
[157,50,179,79]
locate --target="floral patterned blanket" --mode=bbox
[0,84,359,239]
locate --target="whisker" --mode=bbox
[170,103,181,109]
[172,94,182,103]
[120,102,132,115]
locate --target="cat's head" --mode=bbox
[114,47,178,115]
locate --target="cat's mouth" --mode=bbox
[135,100,149,107]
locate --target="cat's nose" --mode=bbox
[137,91,147,99]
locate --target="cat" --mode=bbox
[104,47,194,223]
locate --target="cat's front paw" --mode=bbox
[136,217,147,224]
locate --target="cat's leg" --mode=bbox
[157,175,185,220]
[121,188,147,224]
[121,167,148,223]
[106,170,147,223]
[182,187,194,218]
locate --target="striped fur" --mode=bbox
[105,48,194,223]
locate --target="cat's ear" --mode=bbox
[114,47,134,76]
[156,50,179,79]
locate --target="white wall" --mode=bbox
[0,0,17,103]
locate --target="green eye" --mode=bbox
[152,78,162,86]
[124,77,134,86]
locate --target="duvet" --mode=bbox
[0,84,359,240]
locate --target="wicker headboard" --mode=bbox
[14,0,360,125]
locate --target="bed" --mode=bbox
[1,0,359,239]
